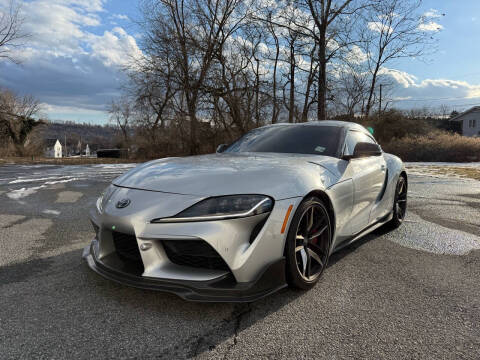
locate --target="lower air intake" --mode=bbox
[162,240,230,271]
[112,231,142,263]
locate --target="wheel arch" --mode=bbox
[282,190,336,256]
[304,190,336,244]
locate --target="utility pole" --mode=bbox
[379,84,383,115]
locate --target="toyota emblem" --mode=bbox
[116,199,131,209]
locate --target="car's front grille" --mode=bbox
[162,240,230,271]
[112,231,142,263]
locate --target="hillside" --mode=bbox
[40,121,120,151]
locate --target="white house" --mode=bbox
[45,139,63,158]
[54,140,62,158]
[450,106,480,137]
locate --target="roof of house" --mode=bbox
[450,106,480,121]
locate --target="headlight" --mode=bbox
[152,195,273,223]
[96,193,104,213]
[96,185,114,214]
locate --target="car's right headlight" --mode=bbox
[152,195,273,223]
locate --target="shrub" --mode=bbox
[368,109,434,143]
[381,131,480,162]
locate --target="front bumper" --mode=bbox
[83,241,287,302]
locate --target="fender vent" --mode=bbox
[376,169,389,202]
[162,240,230,271]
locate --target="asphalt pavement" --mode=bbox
[0,163,479,359]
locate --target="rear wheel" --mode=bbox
[285,197,331,290]
[385,175,407,230]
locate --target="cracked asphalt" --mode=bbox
[0,163,479,359]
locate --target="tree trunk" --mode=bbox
[288,41,295,123]
[271,33,280,124]
[317,29,327,121]
[365,63,381,118]
[255,59,260,127]
[301,46,316,122]
[187,99,198,155]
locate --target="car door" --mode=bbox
[343,130,386,234]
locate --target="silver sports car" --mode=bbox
[84,121,407,301]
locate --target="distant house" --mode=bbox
[450,106,480,137]
[45,139,63,158]
[85,144,90,157]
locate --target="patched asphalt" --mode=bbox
[0,164,479,359]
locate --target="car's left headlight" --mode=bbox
[96,185,115,214]
[152,195,273,223]
[96,193,104,213]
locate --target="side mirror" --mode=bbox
[343,142,381,160]
[353,142,382,158]
[216,144,228,153]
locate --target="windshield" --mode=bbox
[224,125,342,157]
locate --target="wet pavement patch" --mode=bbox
[56,191,84,203]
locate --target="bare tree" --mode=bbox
[331,62,368,116]
[139,0,247,154]
[0,89,44,154]
[302,0,365,120]
[282,17,300,123]
[265,11,281,124]
[108,97,133,145]
[0,0,27,63]
[361,0,441,117]
[209,31,261,134]
[128,53,177,141]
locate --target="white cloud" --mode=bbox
[112,14,129,20]
[424,9,442,19]
[379,67,480,106]
[89,27,142,67]
[0,0,141,122]
[379,68,418,88]
[345,45,368,65]
[41,103,108,115]
[14,0,141,63]
[418,21,443,32]
[20,0,102,57]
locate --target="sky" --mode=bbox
[0,0,480,124]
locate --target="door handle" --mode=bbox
[381,165,386,171]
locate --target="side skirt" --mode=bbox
[331,211,393,253]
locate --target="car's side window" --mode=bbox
[343,130,378,157]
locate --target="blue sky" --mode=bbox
[391,0,480,109]
[0,0,479,124]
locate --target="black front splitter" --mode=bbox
[83,243,287,302]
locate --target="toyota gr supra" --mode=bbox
[83,121,407,302]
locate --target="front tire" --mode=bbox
[285,197,331,290]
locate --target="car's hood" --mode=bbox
[113,153,342,199]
